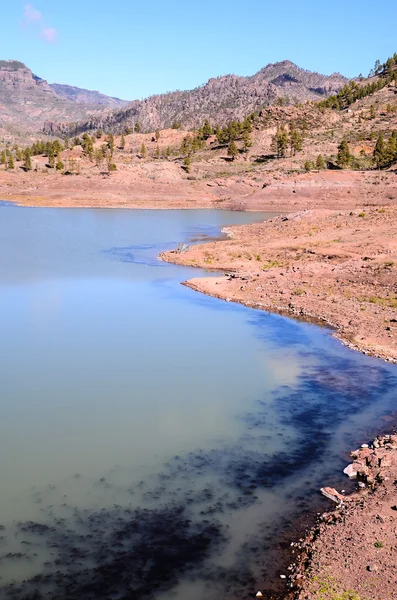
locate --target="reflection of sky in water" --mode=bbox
[0,204,396,600]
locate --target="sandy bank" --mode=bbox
[1,169,396,212]
[161,205,397,363]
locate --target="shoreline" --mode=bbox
[286,431,397,600]
[160,206,397,364]
[160,209,397,599]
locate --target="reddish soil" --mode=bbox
[1,166,396,212]
[287,433,397,600]
[161,204,397,363]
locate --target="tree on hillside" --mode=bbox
[56,159,65,172]
[386,132,397,165]
[227,140,238,160]
[336,138,352,168]
[0,151,6,165]
[8,154,14,169]
[134,123,141,133]
[370,105,376,119]
[315,154,326,170]
[242,129,252,153]
[107,133,114,155]
[96,129,103,139]
[120,133,125,150]
[202,119,212,140]
[373,134,386,168]
[140,143,146,157]
[183,156,191,172]
[289,123,303,155]
[24,148,32,170]
[272,125,289,158]
[155,130,160,142]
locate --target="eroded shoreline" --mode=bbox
[161,206,397,363]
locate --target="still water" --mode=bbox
[0,205,396,599]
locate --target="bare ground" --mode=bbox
[286,433,397,600]
[161,203,397,363]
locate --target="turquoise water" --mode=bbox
[0,205,396,600]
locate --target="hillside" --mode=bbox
[49,83,129,108]
[43,61,348,136]
[0,60,113,141]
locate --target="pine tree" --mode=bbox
[289,124,303,155]
[183,156,191,172]
[120,133,125,150]
[227,140,238,160]
[242,130,252,152]
[56,159,65,172]
[370,105,376,119]
[315,154,325,170]
[0,150,6,165]
[202,119,212,140]
[96,129,103,139]
[64,137,70,150]
[140,143,146,157]
[304,160,312,172]
[24,148,32,170]
[8,154,14,169]
[386,132,397,165]
[373,134,386,168]
[134,123,141,133]
[272,125,289,157]
[107,133,114,155]
[155,130,160,142]
[337,139,351,168]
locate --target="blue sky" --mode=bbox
[1,1,396,100]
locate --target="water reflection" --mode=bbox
[0,205,396,599]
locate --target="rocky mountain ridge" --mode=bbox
[49,83,129,108]
[0,60,112,140]
[0,58,348,139]
[47,60,348,136]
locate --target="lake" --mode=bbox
[0,204,396,600]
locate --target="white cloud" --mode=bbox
[40,27,57,44]
[21,4,57,44]
[23,3,42,24]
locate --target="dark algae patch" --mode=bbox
[1,208,397,600]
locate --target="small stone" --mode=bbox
[367,565,379,572]
[256,592,263,597]
[358,482,366,488]
[343,463,358,478]
[280,574,287,579]
[361,443,369,448]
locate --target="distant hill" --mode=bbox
[49,83,129,108]
[0,58,348,139]
[0,59,113,139]
[46,61,348,136]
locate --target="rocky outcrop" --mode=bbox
[44,60,348,136]
[50,83,129,108]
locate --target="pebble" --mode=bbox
[361,443,369,448]
[280,574,287,579]
[256,592,263,598]
[358,482,366,488]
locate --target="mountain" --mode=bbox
[0,59,348,140]
[49,83,129,108]
[0,60,119,139]
[46,61,348,136]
